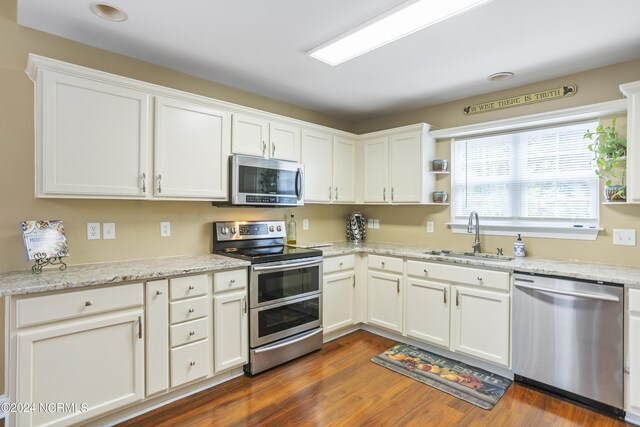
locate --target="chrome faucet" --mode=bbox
[467,211,481,254]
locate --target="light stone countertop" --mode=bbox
[0,254,250,296]
[319,241,640,288]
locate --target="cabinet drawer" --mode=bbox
[214,269,247,293]
[407,260,510,291]
[324,255,355,274]
[170,339,209,388]
[170,296,208,324]
[170,318,208,348]
[630,288,640,314]
[368,254,403,274]
[170,274,209,300]
[16,283,143,328]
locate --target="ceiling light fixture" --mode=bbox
[308,0,494,66]
[488,72,514,82]
[90,3,128,22]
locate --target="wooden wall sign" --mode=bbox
[463,84,577,115]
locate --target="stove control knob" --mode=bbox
[269,225,275,232]
[231,227,237,234]
[276,225,282,232]
[220,226,229,235]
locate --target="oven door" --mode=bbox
[250,293,322,347]
[250,257,322,309]
[232,154,304,206]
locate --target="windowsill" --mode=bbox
[447,223,601,240]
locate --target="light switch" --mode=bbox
[303,219,309,230]
[613,228,636,246]
[368,219,374,228]
[103,223,116,240]
[373,219,380,229]
[427,221,434,233]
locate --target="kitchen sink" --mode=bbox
[424,249,514,262]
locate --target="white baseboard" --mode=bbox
[626,412,640,426]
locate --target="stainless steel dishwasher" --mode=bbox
[513,272,624,417]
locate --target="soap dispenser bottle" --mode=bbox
[287,213,297,245]
[514,234,525,257]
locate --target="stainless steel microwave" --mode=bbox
[222,154,304,206]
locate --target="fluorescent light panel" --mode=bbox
[309,0,493,66]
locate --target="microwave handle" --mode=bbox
[295,167,303,201]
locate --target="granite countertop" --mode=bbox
[0,254,250,296]
[319,241,640,287]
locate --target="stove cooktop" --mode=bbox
[216,245,322,264]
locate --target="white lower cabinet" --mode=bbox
[213,290,248,372]
[145,279,169,396]
[405,277,450,347]
[404,260,510,368]
[367,270,403,333]
[451,285,510,366]
[15,310,144,427]
[323,272,355,333]
[627,288,640,416]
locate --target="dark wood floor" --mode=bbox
[119,330,630,426]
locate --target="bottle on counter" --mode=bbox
[514,234,525,257]
[287,213,297,245]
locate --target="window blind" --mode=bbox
[452,121,599,226]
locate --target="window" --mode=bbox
[451,121,600,239]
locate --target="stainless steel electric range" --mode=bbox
[213,220,323,375]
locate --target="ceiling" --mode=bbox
[16,0,640,122]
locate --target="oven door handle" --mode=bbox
[254,328,323,354]
[253,259,321,272]
[295,167,303,201]
[514,281,620,302]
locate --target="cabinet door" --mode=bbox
[214,290,248,372]
[363,137,389,203]
[390,131,422,203]
[333,137,356,203]
[146,280,169,396]
[38,70,150,197]
[367,270,403,333]
[451,286,510,367]
[155,97,231,199]
[231,113,269,157]
[301,129,333,202]
[629,314,640,415]
[405,278,450,348]
[323,271,355,334]
[270,122,301,161]
[627,92,640,202]
[16,310,144,427]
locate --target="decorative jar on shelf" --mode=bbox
[432,191,448,203]
[432,159,448,172]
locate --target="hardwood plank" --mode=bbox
[118,330,631,427]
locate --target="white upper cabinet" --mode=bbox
[620,81,640,203]
[154,97,231,199]
[361,124,435,204]
[36,70,151,198]
[232,114,301,161]
[332,137,356,203]
[270,121,301,161]
[231,113,269,157]
[302,129,333,202]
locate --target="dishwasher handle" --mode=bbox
[514,281,620,302]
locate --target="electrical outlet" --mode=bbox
[426,221,434,233]
[87,223,101,240]
[160,221,171,237]
[368,219,374,228]
[613,228,636,246]
[103,223,116,240]
[303,219,309,230]
[373,219,380,229]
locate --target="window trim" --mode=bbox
[435,99,627,241]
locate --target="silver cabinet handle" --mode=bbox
[339,262,344,267]
[188,308,195,313]
[230,278,236,284]
[85,301,93,307]
[329,186,332,200]
[141,173,147,193]
[138,315,143,339]
[391,187,394,201]
[456,290,460,307]
[383,187,386,201]
[381,262,385,268]
[157,174,162,194]
[242,295,247,314]
[189,331,195,336]
[396,278,400,294]
[335,187,338,200]
[477,276,483,282]
[188,285,195,290]
[423,269,428,276]
[352,276,355,287]
[272,142,275,157]
[190,361,196,366]
[156,290,163,296]
[262,141,266,156]
[444,288,447,304]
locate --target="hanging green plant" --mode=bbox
[584,117,627,200]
